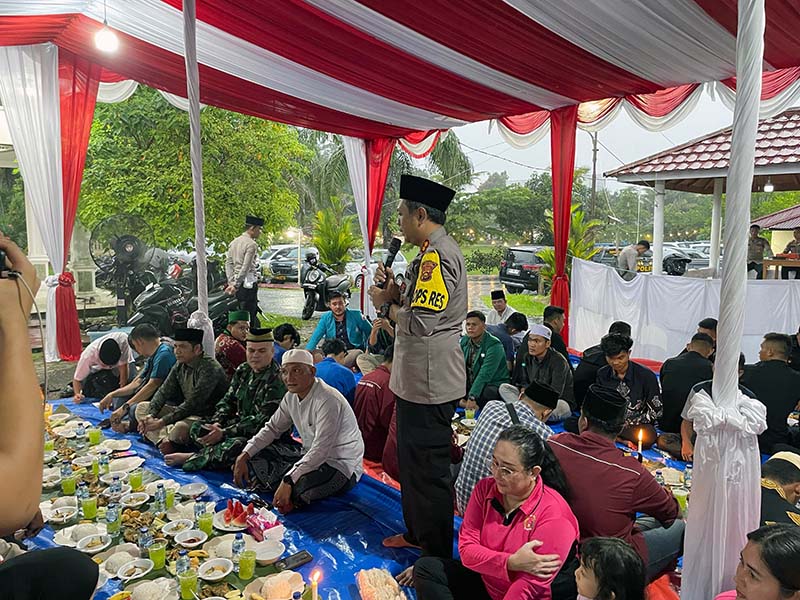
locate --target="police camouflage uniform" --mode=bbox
[183,359,286,471]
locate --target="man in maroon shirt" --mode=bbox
[354,346,395,461]
[548,384,684,581]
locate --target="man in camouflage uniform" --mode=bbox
[163,328,287,471]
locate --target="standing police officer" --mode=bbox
[368,175,467,582]
[225,215,263,328]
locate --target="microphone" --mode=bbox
[378,237,402,289]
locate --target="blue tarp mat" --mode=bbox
[35,399,431,600]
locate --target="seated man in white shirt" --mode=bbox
[72,331,134,403]
[233,349,364,514]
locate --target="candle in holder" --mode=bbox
[637,429,643,455]
[311,569,321,600]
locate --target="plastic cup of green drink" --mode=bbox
[129,468,143,491]
[44,438,55,452]
[61,475,76,495]
[673,487,689,517]
[238,550,256,580]
[149,539,167,570]
[179,570,198,599]
[165,488,176,510]
[87,428,102,445]
[197,511,213,536]
[82,495,98,520]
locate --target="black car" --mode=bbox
[499,246,547,293]
[269,246,318,283]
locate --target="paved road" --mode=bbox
[257,285,362,320]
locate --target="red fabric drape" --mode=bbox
[549,106,579,345]
[626,84,700,117]
[399,130,442,158]
[56,50,100,361]
[499,110,549,135]
[365,138,395,251]
[721,66,800,100]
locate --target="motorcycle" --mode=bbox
[300,253,352,320]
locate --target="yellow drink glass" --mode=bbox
[179,570,198,599]
[82,496,98,520]
[673,487,689,517]
[44,438,55,452]
[129,469,143,491]
[238,550,256,580]
[61,475,76,495]
[197,511,213,536]
[464,409,476,420]
[149,539,167,570]
[87,428,102,445]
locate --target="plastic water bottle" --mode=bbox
[110,475,122,496]
[176,550,190,575]
[154,483,166,513]
[193,498,206,525]
[293,593,302,600]
[106,503,120,535]
[77,481,88,502]
[231,533,245,574]
[138,527,152,556]
[98,451,110,474]
[684,464,693,489]
[60,460,72,479]
[655,470,665,486]
[75,421,86,438]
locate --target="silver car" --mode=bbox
[346,248,408,288]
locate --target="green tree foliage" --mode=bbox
[538,204,603,282]
[79,87,310,251]
[311,196,361,270]
[0,169,26,250]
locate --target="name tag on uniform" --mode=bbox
[410,250,449,312]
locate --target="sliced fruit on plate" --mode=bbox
[223,499,235,525]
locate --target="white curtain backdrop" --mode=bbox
[569,259,800,363]
[97,79,139,103]
[712,77,800,120]
[44,275,60,362]
[342,135,375,318]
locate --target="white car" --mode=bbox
[346,248,408,288]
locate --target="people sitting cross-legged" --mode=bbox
[714,524,800,600]
[742,333,800,454]
[99,324,176,434]
[163,328,289,471]
[658,333,714,435]
[487,311,529,372]
[72,330,134,404]
[414,425,580,600]
[512,324,574,422]
[135,328,229,454]
[548,385,684,582]
[595,333,662,447]
[760,451,800,527]
[460,310,510,410]
[306,291,372,368]
[573,321,631,410]
[354,344,395,462]
[455,381,557,514]
[215,310,249,380]
[314,338,357,404]
[233,349,364,514]
[273,323,301,366]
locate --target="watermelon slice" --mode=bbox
[246,502,255,516]
[232,509,248,527]
[223,499,234,524]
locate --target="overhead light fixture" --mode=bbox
[94,0,119,53]
[764,178,774,193]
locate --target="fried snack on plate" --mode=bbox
[356,568,407,600]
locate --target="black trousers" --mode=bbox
[396,397,457,558]
[0,547,98,600]
[414,556,492,600]
[236,285,260,328]
[781,267,800,280]
[747,261,764,279]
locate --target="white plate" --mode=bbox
[48,506,79,524]
[77,534,112,554]
[161,519,193,537]
[52,426,77,439]
[53,523,107,548]
[461,418,477,428]
[203,533,258,559]
[243,572,304,599]
[43,450,58,463]
[101,483,132,498]
[125,577,178,600]
[100,471,129,485]
[144,479,181,497]
[120,492,149,508]
[166,500,215,522]
[95,571,108,590]
[109,456,145,473]
[117,558,153,582]
[48,413,72,425]
[42,471,61,489]
[177,482,208,498]
[72,455,96,468]
[101,439,132,452]
[96,543,140,577]
[174,529,208,549]
[198,558,233,582]
[254,540,285,565]
[212,509,248,532]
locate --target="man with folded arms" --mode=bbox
[136,328,229,454]
[233,349,364,513]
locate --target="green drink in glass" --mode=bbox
[44,438,55,452]
[238,550,256,580]
[197,511,213,536]
[179,570,198,599]
[149,539,167,570]
[82,496,98,520]
[165,488,175,510]
[61,475,76,495]
[87,428,102,445]
[129,468,143,491]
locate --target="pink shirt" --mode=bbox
[73,332,132,381]
[714,593,737,600]
[459,476,580,600]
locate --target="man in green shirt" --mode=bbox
[460,310,509,409]
[136,328,228,454]
[164,328,288,471]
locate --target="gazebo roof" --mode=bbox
[605,109,800,194]
[752,203,800,230]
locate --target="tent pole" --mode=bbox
[652,179,665,275]
[710,178,724,276]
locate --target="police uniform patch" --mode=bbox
[411,250,449,312]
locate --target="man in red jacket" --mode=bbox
[354,346,395,461]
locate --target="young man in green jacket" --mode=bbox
[460,311,510,410]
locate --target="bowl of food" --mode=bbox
[72,455,96,468]
[102,483,132,498]
[100,546,140,578]
[174,529,208,549]
[198,558,233,582]
[254,540,285,566]
[144,479,180,497]
[49,505,79,524]
[243,571,304,600]
[44,450,58,463]
[117,558,154,582]
[77,534,113,555]
[177,482,208,498]
[120,492,149,509]
[161,519,193,537]
[100,471,129,485]
[48,413,71,426]
[42,471,62,489]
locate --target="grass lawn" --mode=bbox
[481,294,550,317]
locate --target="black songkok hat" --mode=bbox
[247,328,274,342]
[98,338,121,366]
[490,290,505,300]
[523,380,560,410]
[245,215,264,227]
[400,175,456,213]
[583,384,628,422]
[174,328,204,344]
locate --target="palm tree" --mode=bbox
[538,204,603,283]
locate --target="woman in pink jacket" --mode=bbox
[414,424,579,600]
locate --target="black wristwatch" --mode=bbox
[282,475,295,487]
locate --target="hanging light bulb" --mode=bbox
[763,178,774,193]
[94,0,119,53]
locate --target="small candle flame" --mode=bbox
[311,569,321,583]
[637,429,643,442]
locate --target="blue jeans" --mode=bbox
[637,516,685,580]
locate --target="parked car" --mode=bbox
[260,244,296,280]
[499,245,548,293]
[269,246,318,282]
[591,244,692,276]
[345,248,408,288]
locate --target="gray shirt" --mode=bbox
[225,233,259,289]
[243,378,364,482]
[617,245,639,281]
[390,226,468,404]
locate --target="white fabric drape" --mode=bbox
[496,119,550,149]
[342,135,375,318]
[621,85,705,132]
[0,44,64,271]
[157,90,205,112]
[682,1,766,598]
[97,79,139,103]
[569,259,800,363]
[712,78,800,120]
[398,130,447,158]
[44,275,60,362]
